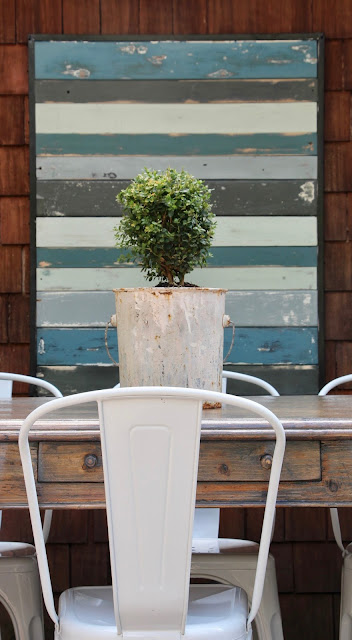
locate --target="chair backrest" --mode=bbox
[318,374,352,397]
[0,373,62,541]
[222,370,280,396]
[318,375,352,554]
[0,372,63,400]
[19,386,285,633]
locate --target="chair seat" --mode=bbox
[192,538,259,554]
[57,584,249,640]
[0,542,36,558]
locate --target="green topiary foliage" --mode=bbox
[114,167,216,286]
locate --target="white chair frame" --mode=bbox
[0,372,63,541]
[18,387,285,638]
[319,375,352,639]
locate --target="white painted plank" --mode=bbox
[36,266,317,291]
[36,290,318,327]
[36,216,317,248]
[36,155,318,180]
[35,102,317,134]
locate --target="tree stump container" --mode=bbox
[113,287,228,407]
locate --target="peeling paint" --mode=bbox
[120,44,136,55]
[39,261,52,268]
[148,55,167,66]
[299,181,315,203]
[291,45,317,65]
[208,69,233,78]
[62,65,90,78]
[38,338,45,354]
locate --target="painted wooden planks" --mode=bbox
[36,290,318,328]
[36,267,317,291]
[36,216,317,247]
[35,102,317,134]
[36,180,318,217]
[36,155,318,180]
[36,247,317,268]
[36,133,317,156]
[35,79,319,104]
[31,35,323,395]
[36,327,318,366]
[36,364,319,396]
[34,40,318,80]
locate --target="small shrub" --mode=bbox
[115,167,216,286]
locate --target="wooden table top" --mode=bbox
[1,395,352,507]
[1,394,352,441]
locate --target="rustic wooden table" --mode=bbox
[1,395,352,509]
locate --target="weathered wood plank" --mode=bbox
[36,216,317,247]
[36,327,318,366]
[34,40,318,80]
[38,440,320,482]
[36,290,318,328]
[36,364,319,395]
[36,179,318,217]
[36,155,318,180]
[35,78,319,103]
[35,102,317,134]
[36,132,317,156]
[36,266,317,291]
[36,246,317,269]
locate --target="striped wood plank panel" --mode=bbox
[30,36,323,395]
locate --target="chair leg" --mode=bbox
[191,553,284,640]
[0,557,44,640]
[340,556,352,640]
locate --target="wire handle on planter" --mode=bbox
[104,319,119,367]
[223,321,235,364]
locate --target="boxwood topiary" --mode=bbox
[114,167,216,286]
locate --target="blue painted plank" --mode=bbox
[36,133,317,156]
[36,327,318,366]
[36,247,318,269]
[34,40,317,80]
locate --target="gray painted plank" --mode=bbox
[36,267,317,291]
[34,40,317,80]
[36,179,317,217]
[36,364,319,396]
[35,102,317,134]
[36,290,318,328]
[35,79,318,104]
[36,156,318,180]
[36,216,317,248]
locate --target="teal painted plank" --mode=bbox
[36,290,318,328]
[36,180,318,217]
[36,327,318,366]
[36,247,318,268]
[36,155,318,180]
[34,40,317,80]
[35,79,319,103]
[36,364,319,395]
[36,133,317,156]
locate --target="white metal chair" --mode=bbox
[221,371,280,396]
[0,372,62,640]
[19,386,285,640]
[319,374,352,639]
[193,372,282,640]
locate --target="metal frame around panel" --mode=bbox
[28,32,325,389]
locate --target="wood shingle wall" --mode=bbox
[1,1,352,639]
